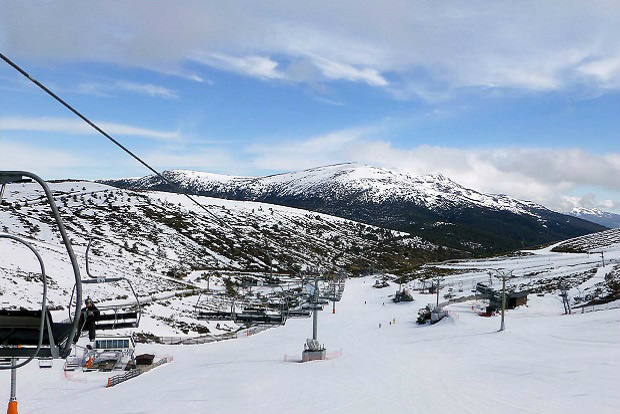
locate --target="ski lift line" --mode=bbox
[0,52,233,233]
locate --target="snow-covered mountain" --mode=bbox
[1,178,459,337]
[103,164,542,213]
[566,207,620,229]
[102,163,606,255]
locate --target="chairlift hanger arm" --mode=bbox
[79,238,142,327]
[0,234,47,370]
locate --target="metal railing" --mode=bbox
[153,325,274,345]
[106,356,172,388]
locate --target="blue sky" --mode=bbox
[1,1,619,213]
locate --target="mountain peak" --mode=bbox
[566,206,620,228]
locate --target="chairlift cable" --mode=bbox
[0,51,233,232]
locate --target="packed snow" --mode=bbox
[2,242,619,413]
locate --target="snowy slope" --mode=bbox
[2,254,619,414]
[102,164,606,255]
[3,179,619,414]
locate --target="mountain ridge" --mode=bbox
[101,163,607,255]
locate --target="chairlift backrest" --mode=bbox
[0,171,83,369]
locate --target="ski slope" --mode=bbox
[2,274,619,414]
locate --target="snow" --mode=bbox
[2,178,620,413]
[2,270,619,413]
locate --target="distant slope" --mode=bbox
[566,207,620,229]
[552,228,620,253]
[102,163,606,256]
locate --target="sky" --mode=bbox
[0,1,619,213]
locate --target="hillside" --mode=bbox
[551,227,620,253]
[102,163,607,255]
[0,179,454,336]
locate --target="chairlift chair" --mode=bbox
[235,296,288,326]
[196,293,236,321]
[69,238,142,333]
[0,171,83,370]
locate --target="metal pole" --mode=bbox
[331,278,337,314]
[435,279,440,307]
[500,277,506,332]
[8,357,18,414]
[312,278,319,341]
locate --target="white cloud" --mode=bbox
[307,55,388,87]
[1,1,619,95]
[561,194,617,212]
[577,58,620,89]
[75,80,178,99]
[0,116,182,142]
[143,146,255,176]
[0,141,84,177]
[249,128,368,170]
[116,81,178,99]
[195,53,286,80]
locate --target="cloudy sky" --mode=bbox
[0,1,619,213]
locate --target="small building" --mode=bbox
[506,291,528,309]
[476,283,528,310]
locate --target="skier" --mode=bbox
[379,323,382,329]
[80,297,100,342]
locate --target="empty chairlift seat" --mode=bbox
[0,309,74,358]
